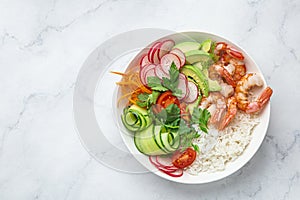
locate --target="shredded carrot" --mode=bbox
[110,71,126,76]
[112,68,152,106]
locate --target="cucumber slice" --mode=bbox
[125,112,137,125]
[134,125,166,156]
[122,105,151,132]
[152,126,168,153]
[159,131,180,152]
[134,124,181,156]
[121,114,139,132]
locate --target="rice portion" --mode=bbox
[186,111,260,175]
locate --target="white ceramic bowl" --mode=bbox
[116,31,270,184]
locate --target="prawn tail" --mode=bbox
[258,87,273,106]
[216,65,236,87]
[246,87,273,114]
[210,108,225,125]
[219,97,237,130]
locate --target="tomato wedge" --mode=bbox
[157,91,180,108]
[172,148,196,169]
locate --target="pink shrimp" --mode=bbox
[215,42,246,83]
[219,96,237,130]
[200,93,226,126]
[235,73,273,114]
[210,64,237,87]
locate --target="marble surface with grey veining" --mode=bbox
[0,0,300,199]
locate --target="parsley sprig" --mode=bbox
[150,104,211,152]
[191,107,211,133]
[142,62,211,152]
[147,62,182,97]
[137,91,160,109]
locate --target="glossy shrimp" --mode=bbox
[200,92,226,126]
[219,96,237,130]
[209,64,236,87]
[215,42,246,83]
[235,73,273,114]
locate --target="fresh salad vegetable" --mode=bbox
[113,37,273,178]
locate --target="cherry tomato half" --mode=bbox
[172,148,196,169]
[157,91,180,108]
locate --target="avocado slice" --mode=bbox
[180,65,209,97]
[201,39,212,53]
[202,69,221,92]
[193,62,203,70]
[208,79,222,91]
[185,50,213,67]
[173,42,201,53]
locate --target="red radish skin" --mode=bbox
[149,156,183,177]
[147,41,160,63]
[155,156,178,170]
[144,68,156,85]
[148,42,161,63]
[159,40,175,60]
[152,43,162,64]
[139,64,156,85]
[155,64,170,80]
[183,81,199,103]
[178,73,188,100]
[160,53,181,73]
[140,54,151,68]
[170,48,185,67]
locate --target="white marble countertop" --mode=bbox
[1,0,300,199]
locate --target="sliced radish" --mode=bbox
[144,68,156,85]
[147,42,159,62]
[158,40,175,60]
[148,42,161,63]
[160,53,181,73]
[152,47,161,64]
[183,81,199,103]
[177,73,188,100]
[149,156,183,177]
[155,156,178,170]
[139,64,156,85]
[140,54,151,68]
[155,64,170,80]
[170,48,185,67]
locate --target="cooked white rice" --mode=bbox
[186,111,260,175]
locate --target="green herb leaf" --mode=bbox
[150,91,160,104]
[137,93,149,101]
[191,108,211,133]
[178,119,191,135]
[161,63,182,97]
[137,91,161,109]
[192,143,200,153]
[180,130,199,151]
[169,62,179,83]
[165,104,180,123]
[151,103,181,129]
[136,101,147,108]
[209,41,219,62]
[147,76,168,91]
